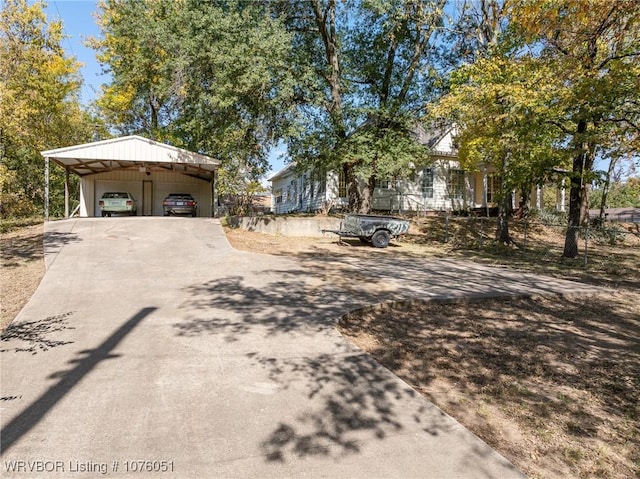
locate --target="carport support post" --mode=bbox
[64,166,70,218]
[44,156,50,221]
[212,171,218,217]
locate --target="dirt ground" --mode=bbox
[1,223,45,330]
[2,219,638,479]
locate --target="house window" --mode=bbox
[317,175,326,194]
[421,168,434,198]
[448,169,466,199]
[487,175,501,203]
[274,189,283,204]
[338,169,347,197]
[311,169,326,198]
[375,178,391,189]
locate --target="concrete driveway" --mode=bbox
[1,218,603,478]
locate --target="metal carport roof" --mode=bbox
[41,135,220,181]
[41,135,220,219]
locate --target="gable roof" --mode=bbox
[268,162,298,182]
[41,135,220,181]
[413,123,457,156]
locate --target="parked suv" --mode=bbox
[162,193,197,217]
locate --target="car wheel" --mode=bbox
[101,211,107,217]
[371,230,390,248]
[107,212,112,217]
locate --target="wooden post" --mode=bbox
[212,170,217,217]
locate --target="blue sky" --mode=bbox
[43,0,106,105]
[42,0,287,178]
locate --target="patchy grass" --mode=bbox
[0,216,44,234]
[338,295,639,479]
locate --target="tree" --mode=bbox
[512,0,640,257]
[92,0,180,139]
[341,0,447,212]
[436,0,640,252]
[435,53,565,243]
[590,175,640,210]
[269,0,351,206]
[92,0,297,198]
[275,0,447,213]
[434,0,563,243]
[0,0,96,217]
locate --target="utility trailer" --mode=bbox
[323,214,410,248]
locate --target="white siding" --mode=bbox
[272,160,475,214]
[432,130,456,153]
[272,170,327,214]
[367,160,473,212]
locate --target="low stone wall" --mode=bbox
[226,215,341,237]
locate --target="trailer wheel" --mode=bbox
[371,230,390,248]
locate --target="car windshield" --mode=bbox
[103,192,129,199]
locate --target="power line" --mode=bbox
[51,0,95,105]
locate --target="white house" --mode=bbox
[270,124,565,215]
[270,124,501,214]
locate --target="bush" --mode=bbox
[585,222,627,245]
[532,208,568,226]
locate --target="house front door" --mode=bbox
[143,180,153,216]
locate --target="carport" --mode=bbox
[41,135,220,219]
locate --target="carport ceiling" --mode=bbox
[41,135,220,182]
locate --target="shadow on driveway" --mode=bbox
[1,307,156,453]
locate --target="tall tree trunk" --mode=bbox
[311,0,354,211]
[495,152,511,243]
[345,163,361,212]
[358,175,376,214]
[518,187,531,219]
[563,121,594,258]
[496,190,512,243]
[598,156,617,222]
[149,92,159,138]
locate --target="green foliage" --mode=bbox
[337,112,431,182]
[279,0,448,211]
[590,177,640,209]
[93,0,297,199]
[217,156,267,216]
[512,0,640,257]
[436,53,567,191]
[0,0,96,218]
[434,0,640,255]
[531,208,568,226]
